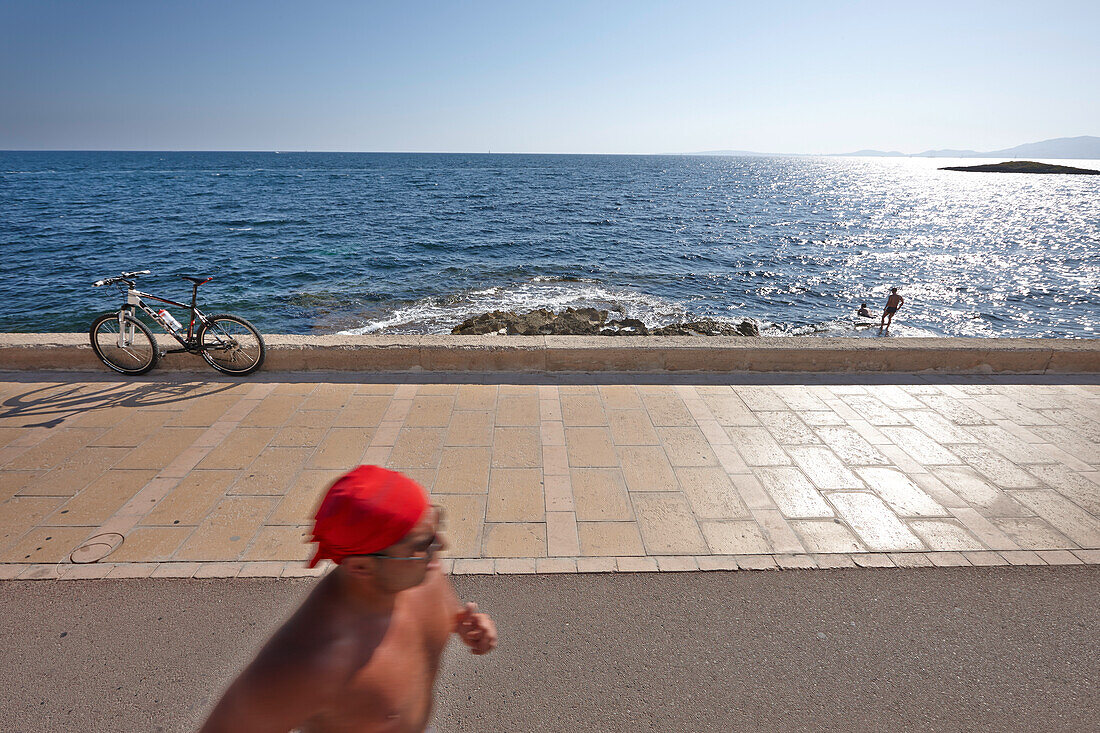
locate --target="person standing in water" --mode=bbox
[200,465,497,733]
[880,287,904,330]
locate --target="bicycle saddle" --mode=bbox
[180,275,214,285]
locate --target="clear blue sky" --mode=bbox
[1,0,1096,153]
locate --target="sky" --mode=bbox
[0,0,1097,154]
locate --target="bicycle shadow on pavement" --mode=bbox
[0,381,240,428]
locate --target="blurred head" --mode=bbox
[342,504,447,592]
[890,287,898,293]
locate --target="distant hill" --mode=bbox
[834,135,1100,159]
[684,149,773,156]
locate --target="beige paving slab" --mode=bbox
[757,412,820,445]
[674,466,750,520]
[493,427,542,468]
[445,411,493,446]
[482,523,546,558]
[724,427,790,466]
[607,410,659,445]
[486,468,544,522]
[658,427,719,467]
[928,465,1033,517]
[828,492,926,552]
[230,447,312,495]
[141,470,238,526]
[433,494,485,557]
[0,525,91,563]
[632,493,707,554]
[617,446,678,492]
[173,496,277,561]
[2,376,1098,573]
[790,520,865,553]
[47,469,159,525]
[405,395,455,428]
[577,521,645,556]
[434,447,491,494]
[1009,490,1100,548]
[788,446,863,490]
[753,467,834,519]
[856,467,950,517]
[334,395,391,428]
[814,426,891,465]
[564,427,618,468]
[389,427,445,469]
[572,469,633,521]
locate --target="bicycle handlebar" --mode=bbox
[92,270,151,287]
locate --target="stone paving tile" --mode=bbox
[432,494,485,557]
[445,412,494,446]
[173,496,277,561]
[0,525,91,563]
[1026,465,1100,515]
[390,428,445,469]
[617,446,679,492]
[724,427,790,466]
[598,385,643,410]
[486,468,544,522]
[757,412,820,445]
[571,469,632,521]
[753,467,834,519]
[607,410,659,446]
[703,394,760,426]
[141,470,237,526]
[879,427,960,465]
[657,427,719,467]
[856,467,949,517]
[577,521,644,556]
[953,445,1041,489]
[788,446,862,490]
[700,520,771,554]
[434,447,491,494]
[493,427,542,468]
[674,466,750,519]
[241,526,312,561]
[907,520,986,551]
[1008,490,1100,548]
[19,446,129,496]
[231,447,312,495]
[813,427,890,465]
[47,469,159,525]
[928,465,1032,516]
[790,520,864,553]
[632,493,707,554]
[828,492,926,552]
[110,526,193,562]
[196,428,276,470]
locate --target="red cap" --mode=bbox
[308,465,429,568]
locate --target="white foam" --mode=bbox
[336,279,742,335]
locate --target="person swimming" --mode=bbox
[856,303,873,318]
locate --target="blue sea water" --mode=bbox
[1,151,1097,338]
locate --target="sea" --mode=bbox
[1,151,1097,338]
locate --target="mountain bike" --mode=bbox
[90,270,266,376]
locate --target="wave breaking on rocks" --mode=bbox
[451,308,760,337]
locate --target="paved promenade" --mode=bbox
[1,372,1098,578]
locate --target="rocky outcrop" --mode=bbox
[939,160,1100,175]
[451,308,760,337]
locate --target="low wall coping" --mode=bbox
[0,333,1096,373]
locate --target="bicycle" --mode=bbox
[89,270,266,376]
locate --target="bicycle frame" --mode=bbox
[119,284,212,353]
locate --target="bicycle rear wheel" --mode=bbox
[89,312,159,375]
[198,314,266,375]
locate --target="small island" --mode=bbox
[940,160,1100,175]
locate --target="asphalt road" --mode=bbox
[1,568,1097,732]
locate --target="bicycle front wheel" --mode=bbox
[89,312,159,375]
[198,314,266,375]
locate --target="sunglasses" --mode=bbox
[365,505,445,561]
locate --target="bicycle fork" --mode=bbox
[117,297,139,348]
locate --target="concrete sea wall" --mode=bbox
[0,334,1097,373]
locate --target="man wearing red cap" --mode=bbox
[201,465,497,733]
